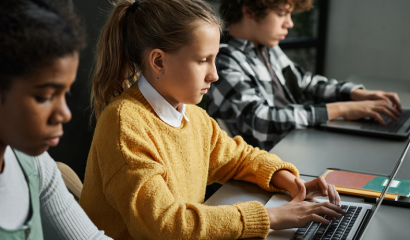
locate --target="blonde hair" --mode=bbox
[91,0,222,119]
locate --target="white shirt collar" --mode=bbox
[138,74,189,127]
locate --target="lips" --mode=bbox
[201,88,209,94]
[279,34,287,40]
[44,133,63,147]
[44,137,60,147]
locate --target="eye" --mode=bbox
[35,96,51,103]
[199,59,207,64]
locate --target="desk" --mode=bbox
[205,76,410,239]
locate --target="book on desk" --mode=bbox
[321,169,410,201]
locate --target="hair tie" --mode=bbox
[128,0,141,12]
[133,0,142,8]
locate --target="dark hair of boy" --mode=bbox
[0,0,86,97]
[220,0,313,25]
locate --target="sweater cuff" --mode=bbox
[235,201,270,239]
[311,103,329,126]
[256,157,300,192]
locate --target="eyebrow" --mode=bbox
[34,83,66,89]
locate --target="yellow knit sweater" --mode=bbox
[80,84,299,240]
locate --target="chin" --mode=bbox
[17,145,49,157]
[267,40,280,47]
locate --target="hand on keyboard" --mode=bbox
[350,89,401,112]
[267,179,347,230]
[327,100,401,125]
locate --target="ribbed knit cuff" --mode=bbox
[235,201,270,239]
[256,158,300,192]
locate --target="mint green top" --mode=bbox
[0,150,43,240]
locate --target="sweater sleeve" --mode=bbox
[206,116,299,192]
[36,153,112,240]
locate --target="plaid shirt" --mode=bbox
[205,36,363,150]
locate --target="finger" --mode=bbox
[386,93,402,112]
[318,202,347,215]
[311,206,344,220]
[374,106,399,121]
[330,185,339,206]
[316,177,329,196]
[326,184,335,205]
[368,111,385,125]
[291,178,306,202]
[329,185,340,206]
[303,214,330,225]
[335,186,341,206]
[374,98,401,118]
[378,100,402,117]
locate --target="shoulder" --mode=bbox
[269,45,293,69]
[33,152,62,194]
[96,88,154,138]
[218,43,247,62]
[186,105,219,131]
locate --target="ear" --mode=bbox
[148,49,165,75]
[242,5,254,20]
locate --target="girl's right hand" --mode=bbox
[266,178,346,230]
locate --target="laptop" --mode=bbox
[260,138,410,240]
[320,108,410,139]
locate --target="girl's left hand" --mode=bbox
[290,177,341,206]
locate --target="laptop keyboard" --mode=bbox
[291,205,362,240]
[361,109,410,133]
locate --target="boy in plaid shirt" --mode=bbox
[206,0,402,150]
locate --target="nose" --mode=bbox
[206,62,219,83]
[284,14,294,29]
[49,96,72,125]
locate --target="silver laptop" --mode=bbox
[320,108,410,139]
[261,139,410,240]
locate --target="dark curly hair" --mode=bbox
[220,0,313,26]
[0,0,86,94]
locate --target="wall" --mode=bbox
[325,0,410,81]
[47,0,112,180]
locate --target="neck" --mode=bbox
[141,72,183,111]
[229,22,259,48]
[0,142,6,174]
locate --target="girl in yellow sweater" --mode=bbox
[80,0,345,239]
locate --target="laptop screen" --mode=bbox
[358,139,410,239]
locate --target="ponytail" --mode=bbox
[91,1,136,119]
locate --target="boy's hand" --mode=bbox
[351,89,402,112]
[267,178,346,230]
[327,100,401,125]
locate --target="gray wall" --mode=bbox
[325,0,410,81]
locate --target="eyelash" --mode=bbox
[34,91,71,103]
[199,60,207,64]
[35,96,51,103]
